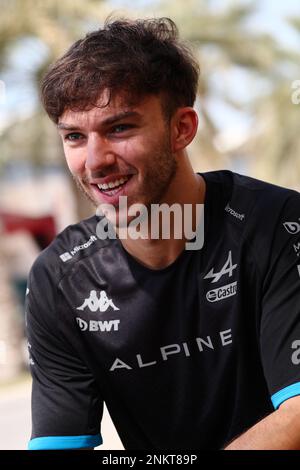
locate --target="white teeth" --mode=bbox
[97,175,129,191]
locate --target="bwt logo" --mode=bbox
[291,80,300,105]
[76,317,120,332]
[0,80,5,104]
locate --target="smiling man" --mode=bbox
[25,17,300,450]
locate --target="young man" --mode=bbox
[26,17,300,450]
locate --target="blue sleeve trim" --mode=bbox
[28,433,102,450]
[271,382,300,409]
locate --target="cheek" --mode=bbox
[64,147,86,175]
[120,136,156,164]
[120,139,143,161]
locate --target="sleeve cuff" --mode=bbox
[28,433,102,450]
[271,382,300,409]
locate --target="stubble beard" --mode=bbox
[72,133,178,223]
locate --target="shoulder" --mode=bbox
[228,172,300,235]
[203,169,299,202]
[201,170,300,272]
[202,169,300,223]
[231,171,300,209]
[26,215,112,329]
[29,214,111,288]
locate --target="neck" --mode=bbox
[119,152,206,270]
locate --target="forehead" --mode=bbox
[58,91,164,128]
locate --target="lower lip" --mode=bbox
[91,176,133,206]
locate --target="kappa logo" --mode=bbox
[283,220,300,235]
[204,250,237,283]
[77,290,120,313]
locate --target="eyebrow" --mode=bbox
[57,111,141,131]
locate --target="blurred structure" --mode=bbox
[0,231,38,381]
[0,212,56,249]
[0,167,79,382]
[156,0,300,188]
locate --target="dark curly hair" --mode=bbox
[41,17,200,123]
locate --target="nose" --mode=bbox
[85,133,116,173]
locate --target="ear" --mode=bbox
[170,107,198,153]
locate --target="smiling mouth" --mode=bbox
[94,175,132,196]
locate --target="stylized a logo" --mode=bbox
[204,250,237,283]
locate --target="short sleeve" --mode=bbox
[25,256,103,450]
[260,193,300,409]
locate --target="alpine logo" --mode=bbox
[76,317,120,332]
[60,235,97,262]
[206,281,237,302]
[77,290,120,313]
[204,250,237,283]
[109,328,233,371]
[283,220,300,235]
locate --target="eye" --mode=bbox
[64,132,84,142]
[111,124,134,134]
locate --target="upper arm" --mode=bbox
[260,193,300,410]
[25,258,103,450]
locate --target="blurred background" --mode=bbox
[0,0,299,449]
